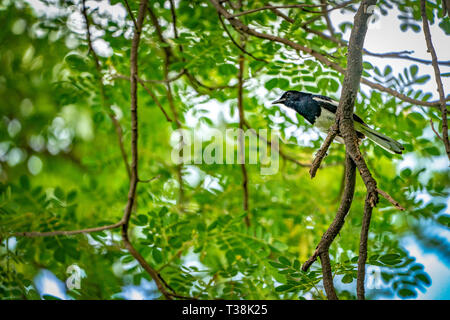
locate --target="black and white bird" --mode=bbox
[272,90,404,154]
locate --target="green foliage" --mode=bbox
[0,0,448,300]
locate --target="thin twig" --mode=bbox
[81,0,131,179]
[376,188,405,211]
[430,118,443,141]
[229,3,326,18]
[148,5,185,207]
[110,74,173,122]
[139,70,185,84]
[138,174,161,183]
[218,13,267,63]
[309,123,339,178]
[320,0,336,36]
[120,0,175,300]
[138,81,173,122]
[122,0,138,30]
[237,45,250,227]
[13,221,124,238]
[299,22,450,67]
[302,153,356,273]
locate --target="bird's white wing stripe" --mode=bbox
[312,96,339,107]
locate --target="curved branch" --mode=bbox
[302,153,356,272]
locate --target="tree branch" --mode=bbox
[338,1,378,301]
[13,221,124,238]
[302,0,379,301]
[148,4,185,208]
[430,118,443,141]
[119,0,176,300]
[12,0,187,300]
[218,13,267,63]
[319,251,338,300]
[238,45,250,227]
[320,0,336,37]
[376,188,405,211]
[81,0,131,179]
[309,123,339,178]
[229,3,327,18]
[357,194,372,299]
[110,73,173,122]
[122,0,138,31]
[210,0,448,108]
[302,153,356,273]
[421,0,450,162]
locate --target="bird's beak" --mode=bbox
[272,98,285,105]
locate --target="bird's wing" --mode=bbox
[312,96,367,126]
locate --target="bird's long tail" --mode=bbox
[354,122,404,154]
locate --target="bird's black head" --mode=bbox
[271,90,306,108]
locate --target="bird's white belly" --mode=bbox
[314,109,336,133]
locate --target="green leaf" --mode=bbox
[265,78,278,90]
[278,256,291,266]
[19,175,30,190]
[218,63,238,76]
[278,78,289,90]
[135,214,148,226]
[437,214,450,227]
[42,294,62,300]
[67,190,77,202]
[398,288,417,299]
[65,53,89,72]
[159,206,169,217]
[54,247,65,263]
[363,61,373,70]
[275,284,293,292]
[342,274,353,284]
[271,241,288,252]
[384,66,392,76]
[410,65,418,77]
[54,187,64,200]
[415,272,431,286]
[152,248,163,264]
[380,253,402,265]
[268,261,285,269]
